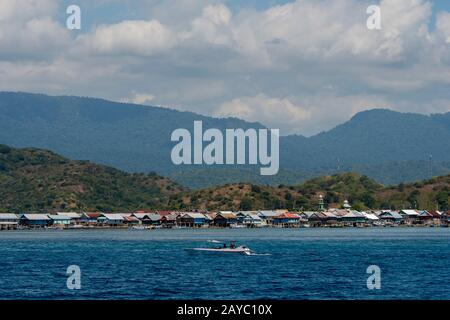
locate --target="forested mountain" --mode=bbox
[1,92,450,188]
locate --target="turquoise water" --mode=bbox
[0,228,448,300]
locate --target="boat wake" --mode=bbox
[244,252,271,256]
[192,241,271,256]
[207,240,222,243]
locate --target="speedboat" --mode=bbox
[191,241,253,255]
[191,246,252,255]
[129,225,148,230]
[229,224,247,229]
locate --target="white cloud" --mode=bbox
[1,0,450,135]
[436,12,450,44]
[0,0,58,21]
[179,4,233,46]
[123,92,155,105]
[228,0,433,63]
[0,0,69,59]
[80,20,176,56]
[216,94,311,134]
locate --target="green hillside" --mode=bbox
[0,144,184,213]
[0,144,449,212]
[174,173,449,211]
[173,173,384,211]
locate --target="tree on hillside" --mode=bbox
[240,197,254,211]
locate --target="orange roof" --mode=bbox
[123,216,139,222]
[276,213,300,219]
[217,213,236,219]
[156,210,173,216]
[87,213,102,218]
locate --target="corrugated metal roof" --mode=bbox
[101,214,124,220]
[276,213,300,219]
[87,213,102,218]
[118,213,133,217]
[21,214,51,220]
[133,213,149,219]
[0,213,18,219]
[217,213,237,219]
[56,212,81,218]
[246,214,262,220]
[182,213,207,219]
[123,216,139,221]
[311,212,328,219]
[205,212,217,219]
[347,211,366,218]
[162,214,177,221]
[363,213,379,220]
[401,210,419,216]
[322,211,338,218]
[48,215,70,220]
[257,211,278,217]
[302,211,318,218]
[156,211,173,216]
[428,211,443,217]
[341,211,366,218]
[333,209,350,217]
[147,213,162,221]
[380,211,403,219]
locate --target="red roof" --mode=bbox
[156,210,173,216]
[429,211,444,217]
[135,209,156,214]
[276,213,300,219]
[86,213,102,218]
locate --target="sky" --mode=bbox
[1,0,450,136]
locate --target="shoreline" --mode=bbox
[1,223,448,232]
[2,210,448,231]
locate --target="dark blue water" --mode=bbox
[0,228,448,300]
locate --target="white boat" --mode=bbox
[229,224,247,228]
[129,225,148,230]
[68,224,84,229]
[191,245,252,255]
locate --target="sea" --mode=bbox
[0,228,448,300]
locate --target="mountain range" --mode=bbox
[1,91,450,188]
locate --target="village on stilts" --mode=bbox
[1,199,449,230]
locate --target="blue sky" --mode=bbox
[431,0,450,26]
[434,0,450,11]
[57,0,450,32]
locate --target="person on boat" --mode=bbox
[230,242,235,249]
[223,243,227,248]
